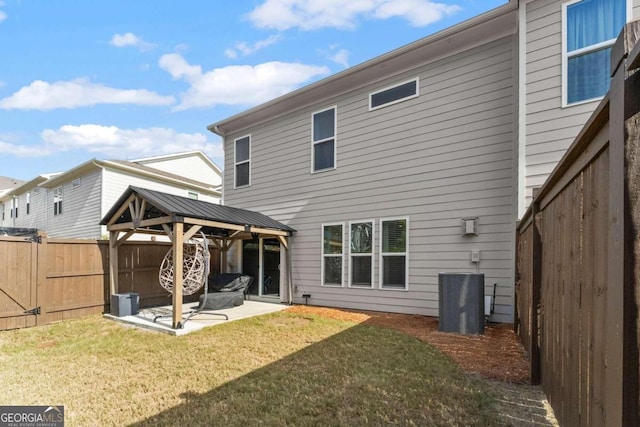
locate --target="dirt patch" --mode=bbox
[286,305,528,383]
[285,305,559,426]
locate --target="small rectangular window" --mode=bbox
[72,178,81,188]
[349,221,374,288]
[312,107,336,172]
[322,223,344,286]
[380,218,408,290]
[235,135,251,188]
[562,0,628,105]
[370,78,419,110]
[53,187,63,216]
[188,191,198,200]
[26,192,30,215]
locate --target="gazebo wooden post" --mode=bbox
[109,230,119,296]
[172,222,184,329]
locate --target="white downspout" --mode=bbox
[517,0,527,218]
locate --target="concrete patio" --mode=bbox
[104,300,289,336]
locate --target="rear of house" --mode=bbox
[210,4,519,322]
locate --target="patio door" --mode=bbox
[242,237,280,299]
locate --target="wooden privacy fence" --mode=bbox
[515,23,640,426]
[0,235,220,331]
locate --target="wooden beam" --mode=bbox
[277,235,289,250]
[106,193,136,226]
[116,230,135,247]
[109,231,119,296]
[162,224,173,242]
[172,222,184,329]
[183,225,203,242]
[183,217,290,237]
[107,216,172,231]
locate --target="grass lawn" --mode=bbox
[0,310,498,426]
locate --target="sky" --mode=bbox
[0,0,507,181]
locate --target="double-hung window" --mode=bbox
[563,0,628,106]
[234,135,251,188]
[26,192,30,215]
[312,107,336,172]
[322,223,344,286]
[349,221,374,288]
[380,218,408,290]
[53,187,63,216]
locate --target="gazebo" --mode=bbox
[100,186,295,329]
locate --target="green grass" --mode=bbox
[0,311,497,426]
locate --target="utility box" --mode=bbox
[110,292,139,317]
[438,273,484,334]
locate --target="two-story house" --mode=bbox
[0,151,222,239]
[208,0,638,323]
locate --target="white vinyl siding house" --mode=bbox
[210,0,638,322]
[521,0,639,208]
[213,27,518,321]
[0,151,221,238]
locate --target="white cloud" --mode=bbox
[159,53,329,110]
[0,78,175,110]
[110,32,156,51]
[323,46,350,68]
[0,125,223,160]
[225,34,283,58]
[248,0,461,31]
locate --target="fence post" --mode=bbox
[530,199,542,385]
[607,22,640,426]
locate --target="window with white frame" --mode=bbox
[235,135,251,188]
[72,178,81,189]
[563,0,628,106]
[312,107,336,172]
[349,221,374,288]
[322,223,343,286]
[10,198,15,218]
[26,192,30,215]
[370,78,419,110]
[53,187,63,216]
[14,197,18,218]
[188,191,198,200]
[380,218,408,289]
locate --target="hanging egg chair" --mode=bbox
[158,234,208,296]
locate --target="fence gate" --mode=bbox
[0,236,39,330]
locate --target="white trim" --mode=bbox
[369,77,419,111]
[321,222,344,287]
[234,134,251,189]
[348,220,375,288]
[561,0,632,108]
[379,217,409,291]
[518,1,527,218]
[311,106,337,173]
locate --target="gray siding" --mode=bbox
[47,170,103,238]
[524,0,640,205]
[224,36,517,322]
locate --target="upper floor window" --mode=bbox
[312,107,336,172]
[370,78,419,110]
[563,0,628,106]
[235,135,250,188]
[26,192,30,215]
[53,187,63,216]
[72,178,81,189]
[187,191,199,200]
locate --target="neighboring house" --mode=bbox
[208,0,639,323]
[0,151,221,239]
